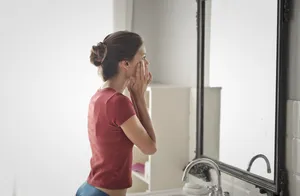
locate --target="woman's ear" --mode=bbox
[119,60,129,70]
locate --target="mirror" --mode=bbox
[196,0,289,194]
[204,0,278,180]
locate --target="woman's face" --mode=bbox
[126,44,149,78]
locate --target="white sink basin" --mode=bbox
[127,183,211,196]
[127,188,187,196]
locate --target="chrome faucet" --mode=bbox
[247,154,271,174]
[182,158,229,196]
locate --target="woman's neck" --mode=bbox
[102,77,129,93]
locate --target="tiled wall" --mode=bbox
[286,101,300,195]
[286,0,300,195]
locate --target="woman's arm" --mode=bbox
[121,64,156,154]
[109,93,156,155]
[120,94,156,155]
[128,87,155,143]
[129,90,141,119]
[131,94,156,143]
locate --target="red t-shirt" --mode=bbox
[86,88,136,189]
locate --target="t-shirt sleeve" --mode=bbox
[107,93,136,126]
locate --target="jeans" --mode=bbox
[76,182,109,196]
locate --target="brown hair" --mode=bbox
[90,31,143,81]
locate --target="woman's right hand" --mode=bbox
[129,61,151,99]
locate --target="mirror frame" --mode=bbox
[195,0,290,195]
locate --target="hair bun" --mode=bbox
[90,42,107,67]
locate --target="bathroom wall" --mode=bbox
[131,0,197,87]
[130,0,300,195]
[0,1,113,195]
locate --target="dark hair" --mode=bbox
[90,31,143,81]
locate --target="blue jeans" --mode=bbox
[76,182,109,196]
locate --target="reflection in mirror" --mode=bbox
[202,0,278,180]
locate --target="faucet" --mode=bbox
[182,158,229,196]
[246,154,271,174]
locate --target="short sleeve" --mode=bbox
[106,93,136,126]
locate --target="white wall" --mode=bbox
[131,0,300,195]
[132,0,197,87]
[0,1,112,195]
[131,0,161,82]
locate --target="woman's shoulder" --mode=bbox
[96,88,132,107]
[107,92,131,106]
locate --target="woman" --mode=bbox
[76,31,157,196]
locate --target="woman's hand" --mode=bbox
[147,72,152,85]
[128,62,151,98]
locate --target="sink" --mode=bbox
[127,189,186,196]
[167,194,186,196]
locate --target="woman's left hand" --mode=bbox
[128,64,152,93]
